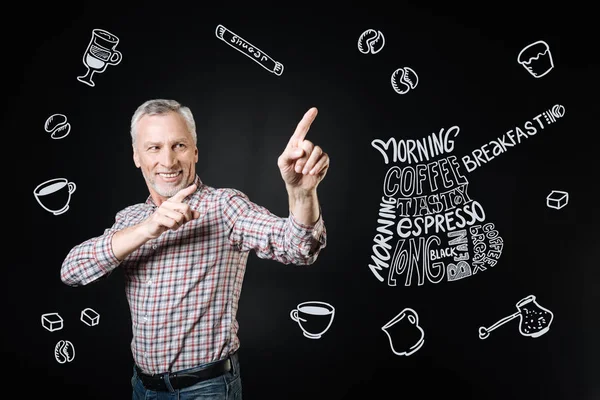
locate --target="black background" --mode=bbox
[10,2,599,399]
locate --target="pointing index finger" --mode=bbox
[171,183,197,203]
[288,107,318,148]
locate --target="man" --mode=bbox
[60,99,329,399]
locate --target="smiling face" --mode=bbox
[133,111,198,206]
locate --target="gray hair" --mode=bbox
[130,99,197,146]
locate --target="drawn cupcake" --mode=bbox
[517,40,554,78]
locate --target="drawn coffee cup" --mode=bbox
[290,301,335,339]
[34,178,76,215]
[381,308,425,356]
[77,29,123,87]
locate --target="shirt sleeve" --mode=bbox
[220,189,327,265]
[60,209,129,286]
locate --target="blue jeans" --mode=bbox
[132,352,242,399]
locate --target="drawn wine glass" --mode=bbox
[77,29,122,87]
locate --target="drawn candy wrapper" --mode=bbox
[517,40,554,78]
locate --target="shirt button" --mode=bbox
[143,315,149,322]
[152,244,157,250]
[147,279,152,285]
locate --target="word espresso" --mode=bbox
[368,126,504,287]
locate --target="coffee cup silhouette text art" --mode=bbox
[368,126,505,287]
[368,105,565,287]
[34,178,77,215]
[290,301,335,339]
[382,308,425,356]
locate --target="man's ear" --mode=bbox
[133,147,140,168]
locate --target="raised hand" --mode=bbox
[141,183,200,239]
[277,107,330,192]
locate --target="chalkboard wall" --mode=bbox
[14,2,599,399]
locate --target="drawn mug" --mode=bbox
[34,178,76,215]
[290,301,335,339]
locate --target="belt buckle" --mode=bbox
[171,371,203,390]
[140,372,165,391]
[153,379,168,391]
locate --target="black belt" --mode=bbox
[135,354,233,391]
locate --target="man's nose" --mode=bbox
[159,148,177,167]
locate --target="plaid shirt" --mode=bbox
[61,175,326,374]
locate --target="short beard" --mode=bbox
[142,170,186,198]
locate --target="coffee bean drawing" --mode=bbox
[44,113,71,140]
[391,67,419,95]
[357,29,385,55]
[54,340,75,364]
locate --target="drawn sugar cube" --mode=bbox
[41,312,64,332]
[80,307,100,326]
[546,190,569,209]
